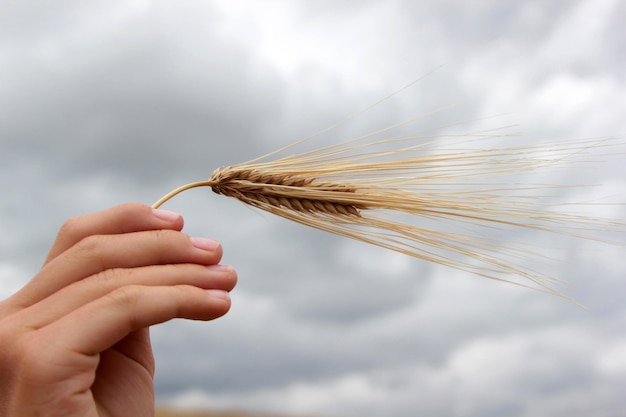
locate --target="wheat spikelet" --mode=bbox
[152,112,624,300]
[209,168,364,216]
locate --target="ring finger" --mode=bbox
[15,262,237,330]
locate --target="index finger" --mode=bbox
[44,203,184,264]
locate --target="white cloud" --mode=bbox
[163,321,626,417]
[537,0,619,69]
[211,0,408,91]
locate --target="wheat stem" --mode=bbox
[151,180,217,209]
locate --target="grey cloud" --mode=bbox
[2,1,625,417]
[1,2,287,183]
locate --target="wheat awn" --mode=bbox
[152,110,624,300]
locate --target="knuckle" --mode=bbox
[56,215,85,241]
[120,202,150,214]
[71,235,108,268]
[103,285,156,330]
[150,229,191,257]
[105,285,142,309]
[152,228,183,244]
[150,228,170,242]
[74,234,100,253]
[89,267,129,284]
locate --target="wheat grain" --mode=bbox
[209,168,364,216]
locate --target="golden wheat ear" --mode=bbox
[152,125,624,301]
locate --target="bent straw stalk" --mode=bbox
[152,122,624,300]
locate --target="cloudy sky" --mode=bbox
[1,1,625,416]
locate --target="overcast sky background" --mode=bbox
[1,1,626,417]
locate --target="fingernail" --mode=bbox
[152,209,181,222]
[207,264,233,272]
[206,289,230,301]
[190,237,220,251]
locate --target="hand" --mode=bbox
[0,203,237,417]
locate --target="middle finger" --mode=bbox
[16,229,224,307]
[17,262,237,330]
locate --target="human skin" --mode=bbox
[0,203,237,417]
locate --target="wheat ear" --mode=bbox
[153,116,625,301]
